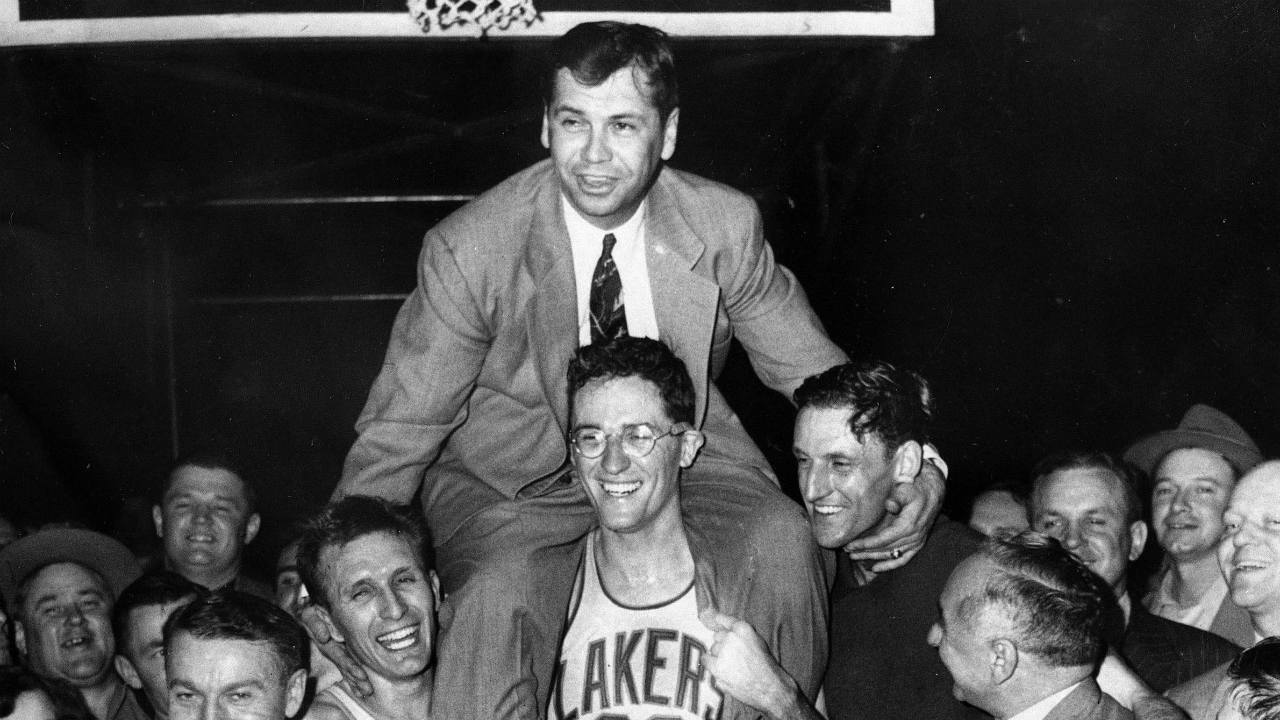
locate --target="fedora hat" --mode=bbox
[1123,404,1263,478]
[0,528,141,608]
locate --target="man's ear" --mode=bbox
[284,667,309,719]
[540,107,551,150]
[152,505,165,539]
[1128,519,1149,562]
[678,428,706,469]
[114,655,143,689]
[430,570,442,608]
[990,637,1019,685]
[661,107,679,161]
[243,513,261,545]
[316,605,344,644]
[14,620,26,659]
[892,440,923,483]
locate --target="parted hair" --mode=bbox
[1030,450,1145,525]
[961,531,1113,668]
[295,496,433,611]
[567,336,695,427]
[544,21,679,121]
[793,361,933,452]
[1227,636,1280,720]
[162,591,308,678]
[112,571,205,654]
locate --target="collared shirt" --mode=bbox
[562,195,660,346]
[1145,568,1230,632]
[1005,681,1083,720]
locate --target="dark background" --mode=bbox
[3,0,1278,579]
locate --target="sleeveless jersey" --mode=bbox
[317,684,380,720]
[548,533,724,720]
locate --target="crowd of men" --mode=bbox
[3,17,1280,720]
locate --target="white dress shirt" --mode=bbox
[562,196,660,346]
[1006,681,1083,720]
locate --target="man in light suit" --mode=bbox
[930,532,1133,720]
[327,21,944,720]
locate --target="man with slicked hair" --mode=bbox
[929,532,1132,720]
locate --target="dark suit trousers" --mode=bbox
[422,459,819,720]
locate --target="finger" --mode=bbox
[699,607,734,632]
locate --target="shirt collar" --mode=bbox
[1006,680,1083,720]
[561,194,647,249]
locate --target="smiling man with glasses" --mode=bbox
[548,335,826,720]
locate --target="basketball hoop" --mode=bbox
[407,0,539,36]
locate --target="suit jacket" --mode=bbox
[1042,680,1134,720]
[1119,603,1240,693]
[336,159,846,541]
[1165,660,1231,720]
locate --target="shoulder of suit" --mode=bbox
[655,165,760,225]
[1142,608,1243,653]
[426,160,554,253]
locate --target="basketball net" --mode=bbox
[407,0,539,35]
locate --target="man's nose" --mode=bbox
[582,127,611,163]
[800,467,831,503]
[600,435,631,475]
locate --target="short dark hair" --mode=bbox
[961,531,1113,668]
[111,571,204,654]
[0,667,92,720]
[296,497,433,611]
[1227,636,1280,720]
[165,448,256,515]
[1030,451,1144,525]
[163,591,308,678]
[544,21,679,121]
[567,336,696,427]
[793,361,933,452]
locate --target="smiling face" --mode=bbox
[166,634,305,720]
[1218,463,1280,634]
[16,562,115,688]
[1151,448,1236,562]
[793,406,899,550]
[570,375,703,538]
[154,466,260,584]
[541,65,678,230]
[1030,467,1146,597]
[316,532,439,682]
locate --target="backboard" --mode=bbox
[0,0,933,47]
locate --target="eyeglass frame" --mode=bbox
[568,423,688,459]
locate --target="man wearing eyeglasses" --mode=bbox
[548,335,825,720]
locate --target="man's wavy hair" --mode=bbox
[163,591,308,678]
[567,336,695,427]
[295,496,433,611]
[959,531,1114,668]
[792,361,933,453]
[543,21,679,122]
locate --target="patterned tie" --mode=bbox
[589,233,628,342]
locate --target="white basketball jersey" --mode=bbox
[548,533,724,720]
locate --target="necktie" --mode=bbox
[589,233,628,342]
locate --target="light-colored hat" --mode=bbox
[1123,404,1263,477]
[0,528,141,608]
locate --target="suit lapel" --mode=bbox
[645,174,719,426]
[526,189,579,435]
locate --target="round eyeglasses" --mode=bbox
[569,423,683,459]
